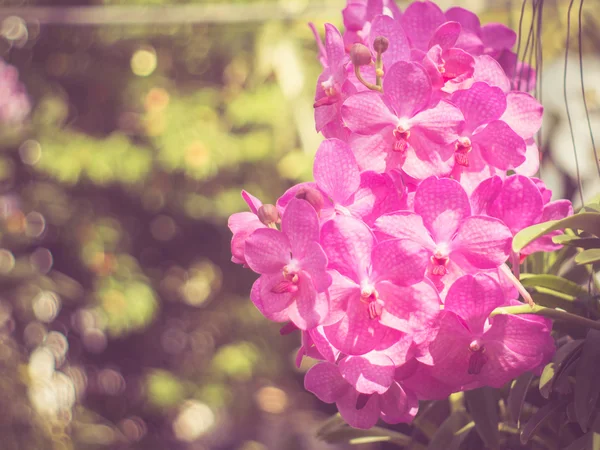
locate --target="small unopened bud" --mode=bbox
[350,43,372,66]
[257,204,280,226]
[295,187,324,214]
[373,36,389,54]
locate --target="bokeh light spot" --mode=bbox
[150,215,176,241]
[172,400,215,442]
[19,140,42,165]
[33,291,61,323]
[255,386,288,414]
[0,249,15,274]
[131,46,157,77]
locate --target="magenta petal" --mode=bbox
[374,211,435,248]
[384,61,431,118]
[401,1,446,51]
[469,175,502,215]
[351,171,403,226]
[400,361,457,400]
[314,138,360,204]
[305,362,349,403]
[342,91,397,133]
[542,199,573,221]
[414,177,471,243]
[451,216,512,270]
[379,382,419,424]
[371,239,429,286]
[321,215,375,281]
[339,353,395,395]
[336,389,381,429]
[287,274,328,330]
[309,326,341,363]
[442,48,475,79]
[378,280,441,338]
[445,7,481,33]
[324,295,388,355]
[255,273,294,322]
[324,23,345,69]
[349,133,391,172]
[245,228,291,274]
[444,273,506,333]
[451,82,507,129]
[514,139,540,176]
[429,21,461,50]
[481,23,517,52]
[500,92,543,139]
[410,100,463,145]
[473,120,526,170]
[327,270,360,322]
[301,241,331,292]
[282,197,320,259]
[369,15,410,67]
[488,175,543,235]
[480,315,554,388]
[241,190,263,214]
[472,55,511,92]
[403,132,455,180]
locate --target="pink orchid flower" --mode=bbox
[374,177,512,291]
[277,139,404,226]
[425,273,555,390]
[342,0,402,50]
[449,82,527,192]
[305,358,419,429]
[228,190,268,266]
[471,175,573,258]
[245,198,332,329]
[320,214,439,355]
[342,61,463,179]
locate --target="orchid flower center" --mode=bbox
[271,260,301,294]
[430,245,450,276]
[360,283,384,320]
[468,339,488,374]
[454,136,472,167]
[392,125,411,152]
[314,77,340,108]
[334,203,352,217]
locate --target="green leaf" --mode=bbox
[427,410,470,450]
[319,425,414,447]
[574,329,600,432]
[464,387,499,450]
[575,249,600,265]
[553,234,600,249]
[507,372,534,426]
[512,212,600,252]
[538,363,555,399]
[520,398,568,444]
[519,274,587,297]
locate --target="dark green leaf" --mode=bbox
[553,234,600,249]
[539,363,555,399]
[575,249,600,265]
[575,329,600,432]
[562,433,591,450]
[520,274,587,297]
[464,387,499,449]
[427,410,470,450]
[520,398,569,444]
[508,372,534,426]
[513,212,600,252]
[320,425,413,447]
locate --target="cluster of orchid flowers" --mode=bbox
[229,0,573,429]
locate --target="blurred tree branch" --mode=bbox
[0,2,344,25]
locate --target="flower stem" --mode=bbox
[499,264,535,307]
[490,304,600,331]
[353,65,382,92]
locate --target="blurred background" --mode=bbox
[0,0,597,449]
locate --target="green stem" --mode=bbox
[353,65,382,92]
[490,304,600,330]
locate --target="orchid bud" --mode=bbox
[257,204,280,226]
[373,36,389,54]
[295,187,324,214]
[350,43,372,66]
